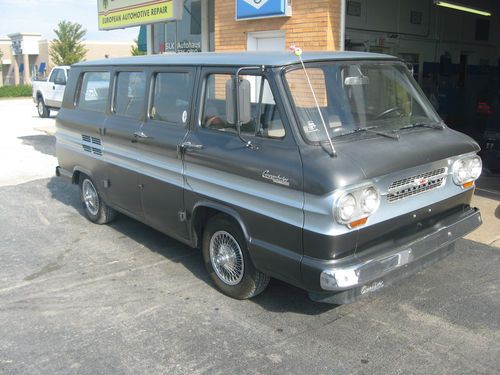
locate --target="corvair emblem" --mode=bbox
[262,170,290,187]
[360,281,384,295]
[243,0,269,10]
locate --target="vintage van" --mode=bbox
[55,52,483,304]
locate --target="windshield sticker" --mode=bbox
[306,121,319,133]
[262,170,290,187]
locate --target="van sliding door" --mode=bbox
[134,68,196,241]
[102,70,147,218]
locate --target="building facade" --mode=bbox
[0,33,132,86]
[147,0,344,54]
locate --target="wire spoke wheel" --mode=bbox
[82,179,99,216]
[209,230,244,285]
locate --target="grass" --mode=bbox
[0,85,32,98]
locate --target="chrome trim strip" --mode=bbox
[57,128,304,228]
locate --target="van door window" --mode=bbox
[77,71,111,113]
[202,74,285,139]
[114,71,147,119]
[151,72,192,125]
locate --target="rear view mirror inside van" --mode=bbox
[226,78,252,125]
[344,76,370,86]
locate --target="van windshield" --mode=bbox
[284,62,441,142]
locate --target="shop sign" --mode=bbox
[236,0,292,21]
[98,0,183,31]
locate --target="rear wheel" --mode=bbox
[79,175,116,224]
[202,215,270,299]
[37,97,50,118]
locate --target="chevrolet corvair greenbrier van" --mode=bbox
[55,52,483,303]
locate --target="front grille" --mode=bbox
[387,167,447,203]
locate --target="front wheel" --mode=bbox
[37,97,50,118]
[202,215,270,299]
[79,176,116,224]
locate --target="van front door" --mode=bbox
[135,69,196,241]
[183,70,304,284]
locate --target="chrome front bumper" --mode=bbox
[319,208,482,292]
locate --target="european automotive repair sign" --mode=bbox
[98,0,183,30]
[236,0,292,20]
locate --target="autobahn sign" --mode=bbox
[236,0,292,20]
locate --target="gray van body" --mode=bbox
[56,52,482,303]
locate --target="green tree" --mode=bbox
[131,39,146,56]
[50,21,87,66]
[0,50,3,86]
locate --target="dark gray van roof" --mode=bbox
[74,51,398,68]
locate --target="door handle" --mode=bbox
[52,86,55,90]
[133,131,151,139]
[180,141,203,150]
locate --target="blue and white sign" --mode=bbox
[236,0,292,21]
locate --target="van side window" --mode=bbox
[202,74,285,139]
[77,71,111,113]
[114,71,146,119]
[151,73,192,125]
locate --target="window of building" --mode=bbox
[475,19,490,41]
[151,72,192,124]
[77,71,111,113]
[202,74,285,139]
[114,72,147,119]
[152,0,214,53]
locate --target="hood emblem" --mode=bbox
[262,170,290,187]
[413,177,429,187]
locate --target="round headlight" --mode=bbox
[452,156,482,185]
[338,193,356,222]
[469,157,482,180]
[361,187,380,214]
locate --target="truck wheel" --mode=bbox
[37,97,50,118]
[202,215,270,299]
[79,175,116,224]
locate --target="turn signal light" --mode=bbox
[462,181,474,189]
[349,217,368,229]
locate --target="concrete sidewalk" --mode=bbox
[0,98,57,187]
[466,190,500,248]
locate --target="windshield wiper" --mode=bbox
[337,126,400,140]
[399,122,445,131]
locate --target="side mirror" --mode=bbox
[226,77,251,126]
[55,76,66,85]
[406,63,415,76]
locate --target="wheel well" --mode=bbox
[36,91,43,100]
[191,206,245,249]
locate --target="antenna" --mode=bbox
[290,45,337,157]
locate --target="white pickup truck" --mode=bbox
[32,66,70,118]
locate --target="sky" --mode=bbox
[0,0,139,42]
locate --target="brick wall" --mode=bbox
[215,0,342,52]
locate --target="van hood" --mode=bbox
[301,127,480,195]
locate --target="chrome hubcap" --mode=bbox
[209,231,244,285]
[38,101,43,115]
[82,179,99,216]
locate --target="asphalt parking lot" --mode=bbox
[0,99,499,374]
